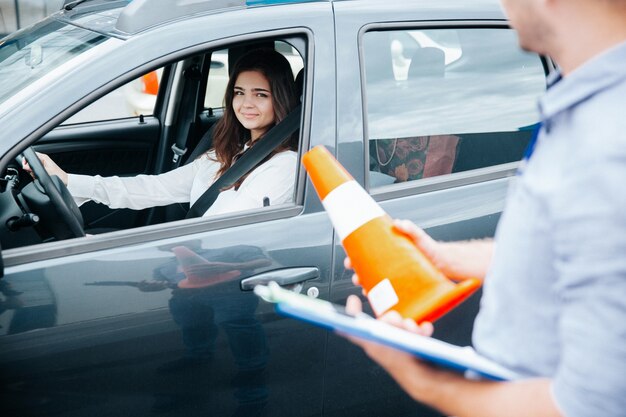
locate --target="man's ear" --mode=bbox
[541,0,558,11]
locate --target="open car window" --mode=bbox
[1,36,307,250]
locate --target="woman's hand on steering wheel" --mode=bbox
[19,147,85,239]
[22,152,68,185]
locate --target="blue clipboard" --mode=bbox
[254,282,519,381]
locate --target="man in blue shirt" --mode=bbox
[345,1,626,416]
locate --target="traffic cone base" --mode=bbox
[409,278,482,323]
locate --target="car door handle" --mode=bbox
[240,267,319,291]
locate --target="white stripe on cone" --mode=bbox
[321,180,385,241]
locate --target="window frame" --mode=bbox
[358,21,550,201]
[3,28,314,266]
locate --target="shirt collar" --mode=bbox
[538,40,626,122]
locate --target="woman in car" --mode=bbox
[26,48,299,217]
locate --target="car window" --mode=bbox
[204,41,304,109]
[63,68,163,124]
[4,37,308,250]
[204,49,229,109]
[64,39,304,124]
[363,28,546,188]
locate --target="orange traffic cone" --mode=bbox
[141,71,159,96]
[302,145,481,323]
[173,246,241,289]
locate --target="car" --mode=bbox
[0,1,550,416]
[0,0,66,35]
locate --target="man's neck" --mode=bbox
[553,7,626,76]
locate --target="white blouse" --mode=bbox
[67,150,298,217]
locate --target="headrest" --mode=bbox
[295,68,304,101]
[408,47,445,79]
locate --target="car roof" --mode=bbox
[59,0,503,38]
[58,0,332,37]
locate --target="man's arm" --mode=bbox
[344,221,561,416]
[345,296,562,417]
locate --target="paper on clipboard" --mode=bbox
[254,282,519,381]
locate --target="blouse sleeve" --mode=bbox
[67,159,205,210]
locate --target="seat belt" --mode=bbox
[171,63,202,167]
[185,123,217,163]
[186,103,302,219]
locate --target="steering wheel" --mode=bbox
[20,147,85,239]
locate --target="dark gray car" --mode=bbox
[0,1,548,416]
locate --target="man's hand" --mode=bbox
[345,219,493,286]
[343,294,458,404]
[393,219,493,281]
[342,221,561,417]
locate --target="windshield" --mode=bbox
[0,18,108,106]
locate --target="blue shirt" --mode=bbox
[473,41,626,417]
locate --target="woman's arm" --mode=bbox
[67,161,200,210]
[26,152,207,210]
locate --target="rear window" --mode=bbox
[363,28,546,187]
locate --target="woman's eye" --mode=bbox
[234,90,244,96]
[256,93,269,98]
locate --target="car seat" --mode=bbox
[369,46,458,184]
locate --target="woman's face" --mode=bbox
[232,70,275,141]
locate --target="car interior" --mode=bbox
[0,36,306,250]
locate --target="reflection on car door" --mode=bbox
[0,12,339,417]
[0,211,334,416]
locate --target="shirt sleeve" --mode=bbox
[549,136,626,417]
[67,159,202,210]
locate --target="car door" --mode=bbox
[0,3,336,417]
[326,2,548,416]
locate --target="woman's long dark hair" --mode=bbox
[210,48,298,181]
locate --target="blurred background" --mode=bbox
[1,0,64,36]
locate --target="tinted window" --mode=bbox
[363,28,546,187]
